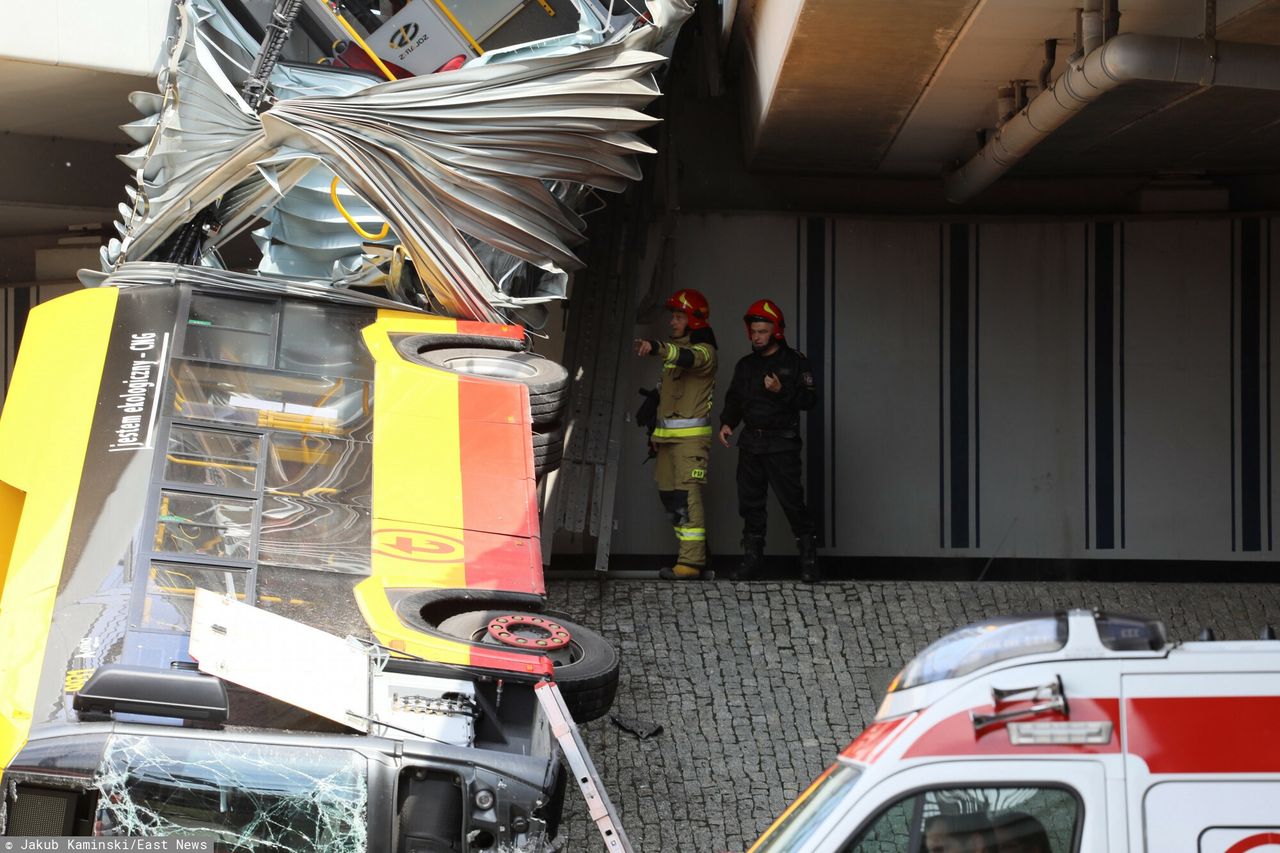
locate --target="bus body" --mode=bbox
[0,265,595,851]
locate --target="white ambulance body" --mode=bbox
[749,610,1280,853]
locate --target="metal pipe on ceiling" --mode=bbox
[944,33,1280,203]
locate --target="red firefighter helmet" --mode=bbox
[743,299,786,340]
[664,289,711,330]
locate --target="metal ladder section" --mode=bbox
[541,187,644,569]
[533,681,635,852]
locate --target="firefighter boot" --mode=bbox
[798,534,820,583]
[659,564,705,580]
[737,535,765,580]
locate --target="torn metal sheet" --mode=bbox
[106,0,692,322]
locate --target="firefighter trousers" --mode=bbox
[737,446,815,539]
[655,438,709,569]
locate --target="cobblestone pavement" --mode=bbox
[545,578,1280,853]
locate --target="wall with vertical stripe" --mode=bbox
[0,283,81,412]
[608,212,1280,562]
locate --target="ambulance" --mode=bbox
[750,609,1280,853]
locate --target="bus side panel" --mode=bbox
[0,288,118,780]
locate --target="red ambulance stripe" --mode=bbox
[457,376,543,594]
[903,698,1121,758]
[1226,833,1280,853]
[1126,696,1280,774]
[840,714,916,764]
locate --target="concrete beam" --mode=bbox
[0,133,129,212]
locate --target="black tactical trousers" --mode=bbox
[736,447,815,538]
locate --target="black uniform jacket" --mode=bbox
[720,343,817,452]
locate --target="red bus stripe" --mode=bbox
[457,375,543,592]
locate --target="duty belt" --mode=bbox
[652,416,712,439]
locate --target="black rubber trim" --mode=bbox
[388,588,549,658]
[394,332,527,361]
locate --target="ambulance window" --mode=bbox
[842,786,1079,853]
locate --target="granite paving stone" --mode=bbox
[546,579,1280,852]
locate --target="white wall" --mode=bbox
[606,212,1280,562]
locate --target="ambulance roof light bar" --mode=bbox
[888,610,1169,694]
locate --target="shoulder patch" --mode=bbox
[802,371,815,387]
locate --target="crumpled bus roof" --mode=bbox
[103,0,691,323]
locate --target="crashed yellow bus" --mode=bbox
[0,267,619,849]
[0,0,691,845]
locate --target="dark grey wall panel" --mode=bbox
[830,220,939,556]
[1123,219,1232,559]
[977,221,1087,559]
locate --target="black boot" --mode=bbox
[738,534,765,580]
[797,534,820,583]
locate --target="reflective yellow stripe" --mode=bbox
[661,342,680,366]
[0,288,117,784]
[674,527,706,541]
[691,344,712,362]
[652,425,713,438]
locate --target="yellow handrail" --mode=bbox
[334,12,398,80]
[429,0,485,55]
[329,176,390,241]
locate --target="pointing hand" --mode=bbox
[763,371,782,393]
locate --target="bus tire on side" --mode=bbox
[436,610,620,722]
[406,347,569,426]
[532,422,565,479]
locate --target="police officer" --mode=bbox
[635,289,718,580]
[717,299,819,582]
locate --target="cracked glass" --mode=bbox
[154,491,254,561]
[94,735,367,852]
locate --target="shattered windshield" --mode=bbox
[95,735,367,852]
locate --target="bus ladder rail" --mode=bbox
[533,680,635,853]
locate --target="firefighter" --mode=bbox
[717,299,819,582]
[634,289,718,580]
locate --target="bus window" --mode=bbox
[170,361,373,441]
[258,497,369,575]
[163,426,262,493]
[265,434,371,507]
[277,302,373,379]
[153,491,254,561]
[182,294,277,367]
[140,562,248,632]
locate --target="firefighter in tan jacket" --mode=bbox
[634,289,718,579]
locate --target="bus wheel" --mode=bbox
[408,348,568,427]
[532,422,565,479]
[436,610,619,722]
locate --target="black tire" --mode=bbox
[436,610,619,722]
[532,423,565,479]
[409,347,569,411]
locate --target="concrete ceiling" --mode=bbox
[0,59,149,144]
[739,0,1280,186]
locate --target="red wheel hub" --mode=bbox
[486,614,572,651]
